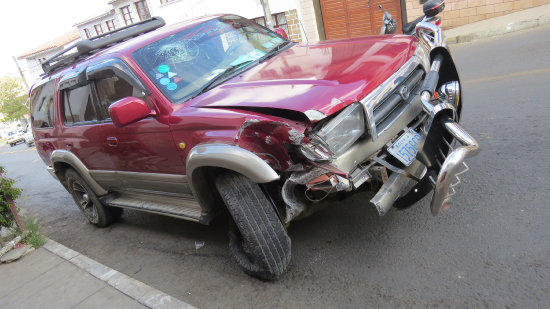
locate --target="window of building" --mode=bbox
[30,81,56,128]
[94,75,147,120]
[135,0,151,21]
[94,24,104,36]
[106,19,116,32]
[84,28,91,38]
[63,85,97,125]
[160,0,178,4]
[121,6,133,25]
[252,12,288,34]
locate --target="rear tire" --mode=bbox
[65,169,121,227]
[216,172,291,280]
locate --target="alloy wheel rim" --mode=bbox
[71,182,98,220]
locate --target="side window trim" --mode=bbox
[86,58,151,96]
[62,83,102,127]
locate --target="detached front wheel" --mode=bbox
[65,169,122,227]
[216,172,291,280]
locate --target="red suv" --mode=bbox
[30,12,478,279]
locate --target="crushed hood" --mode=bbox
[189,35,417,118]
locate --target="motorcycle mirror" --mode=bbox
[423,0,445,18]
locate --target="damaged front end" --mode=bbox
[236,22,479,225]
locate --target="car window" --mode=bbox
[132,15,287,103]
[94,75,148,120]
[30,80,56,128]
[63,85,97,125]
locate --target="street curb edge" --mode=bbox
[43,238,198,309]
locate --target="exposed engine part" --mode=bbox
[370,160,427,216]
[370,166,388,183]
[282,168,350,223]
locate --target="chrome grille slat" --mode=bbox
[360,56,424,139]
[371,68,425,137]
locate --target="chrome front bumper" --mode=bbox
[430,118,479,215]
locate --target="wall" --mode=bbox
[21,49,61,85]
[405,0,550,28]
[297,0,320,41]
[76,12,118,39]
[148,0,297,24]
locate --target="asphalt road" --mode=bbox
[2,24,550,308]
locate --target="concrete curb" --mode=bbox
[445,4,550,44]
[43,238,197,309]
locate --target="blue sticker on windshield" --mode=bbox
[158,64,170,73]
[167,83,177,91]
[159,77,170,85]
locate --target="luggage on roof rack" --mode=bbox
[41,16,165,76]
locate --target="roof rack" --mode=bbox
[41,16,165,76]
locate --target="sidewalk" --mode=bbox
[0,239,196,309]
[445,4,550,44]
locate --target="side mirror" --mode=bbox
[109,97,151,127]
[423,0,445,18]
[274,28,289,40]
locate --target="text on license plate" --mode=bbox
[387,129,421,166]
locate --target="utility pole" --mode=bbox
[12,56,29,92]
[260,0,275,30]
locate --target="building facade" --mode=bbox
[18,0,550,86]
[16,30,80,85]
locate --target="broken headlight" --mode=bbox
[300,103,366,161]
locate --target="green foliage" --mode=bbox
[23,216,45,248]
[1,95,28,122]
[0,166,22,228]
[0,77,27,122]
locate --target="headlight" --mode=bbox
[301,103,366,160]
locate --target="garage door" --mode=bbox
[320,0,402,39]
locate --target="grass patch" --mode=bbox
[23,216,45,248]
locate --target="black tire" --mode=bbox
[65,169,121,227]
[216,172,291,280]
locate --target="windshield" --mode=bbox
[132,15,288,103]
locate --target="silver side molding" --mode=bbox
[50,150,108,196]
[186,143,280,183]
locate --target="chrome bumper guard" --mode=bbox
[430,118,479,215]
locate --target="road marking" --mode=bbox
[0,147,35,155]
[464,67,550,84]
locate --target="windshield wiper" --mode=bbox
[191,60,255,98]
[260,41,292,63]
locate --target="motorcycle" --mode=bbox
[380,0,445,35]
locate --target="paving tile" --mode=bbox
[0,248,64,298]
[0,259,104,308]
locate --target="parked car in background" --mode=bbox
[24,131,34,147]
[7,131,25,147]
[30,7,478,280]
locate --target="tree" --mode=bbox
[1,95,28,122]
[0,77,28,122]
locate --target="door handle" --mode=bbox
[106,137,118,147]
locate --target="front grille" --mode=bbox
[372,68,424,135]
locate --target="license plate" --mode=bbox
[387,129,421,166]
